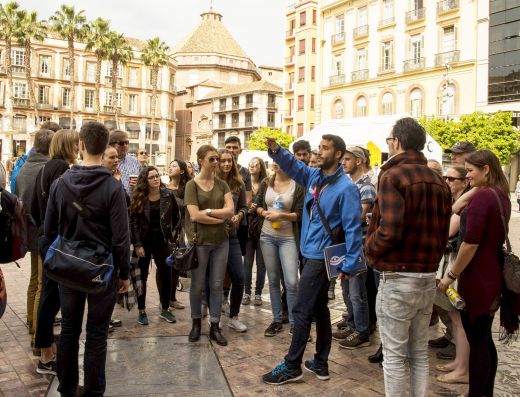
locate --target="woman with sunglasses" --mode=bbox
[435,166,470,384]
[130,166,180,326]
[185,145,234,346]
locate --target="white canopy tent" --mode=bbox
[292,114,443,165]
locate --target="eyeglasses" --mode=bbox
[207,156,219,163]
[147,175,160,180]
[112,140,129,146]
[139,151,148,155]
[444,176,466,182]
[386,137,396,145]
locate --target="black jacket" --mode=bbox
[130,186,180,248]
[43,165,130,280]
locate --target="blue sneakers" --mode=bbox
[304,359,330,380]
[262,361,303,385]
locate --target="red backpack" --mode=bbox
[0,188,29,264]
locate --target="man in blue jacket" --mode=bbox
[262,134,363,384]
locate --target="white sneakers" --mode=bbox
[228,316,247,333]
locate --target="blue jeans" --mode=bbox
[190,240,229,323]
[259,233,298,325]
[376,273,436,397]
[284,258,331,368]
[341,271,369,336]
[226,236,244,318]
[57,282,117,397]
[244,236,266,296]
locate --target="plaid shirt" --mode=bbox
[365,150,452,273]
[118,155,141,194]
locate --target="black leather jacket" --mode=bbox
[130,186,180,248]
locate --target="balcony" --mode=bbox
[231,103,240,110]
[267,121,275,128]
[406,8,426,23]
[353,25,369,39]
[37,103,52,109]
[231,121,239,128]
[435,50,460,66]
[352,69,369,82]
[13,97,30,107]
[245,120,253,127]
[104,105,122,113]
[285,82,294,91]
[331,32,345,46]
[378,17,395,28]
[437,0,459,15]
[285,55,295,65]
[286,30,295,39]
[12,65,25,74]
[219,122,226,129]
[404,58,426,72]
[284,111,293,118]
[378,64,395,73]
[219,105,226,111]
[267,102,277,109]
[245,101,254,108]
[329,74,346,87]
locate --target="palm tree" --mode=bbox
[141,37,170,157]
[0,1,21,142]
[49,5,88,128]
[16,10,47,127]
[84,17,110,121]
[105,31,132,128]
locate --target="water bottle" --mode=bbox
[445,288,466,310]
[271,194,283,229]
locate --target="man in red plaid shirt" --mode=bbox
[365,117,452,396]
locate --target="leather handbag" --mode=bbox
[491,189,520,293]
[172,221,198,272]
[43,178,114,294]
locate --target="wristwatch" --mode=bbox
[206,208,213,216]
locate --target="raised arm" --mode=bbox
[265,138,314,188]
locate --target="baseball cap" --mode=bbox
[345,146,366,159]
[444,141,476,154]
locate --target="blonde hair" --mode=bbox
[49,129,79,164]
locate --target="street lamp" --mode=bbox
[441,62,453,122]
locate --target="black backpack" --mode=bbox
[0,187,29,264]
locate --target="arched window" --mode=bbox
[355,96,367,117]
[440,83,455,116]
[410,88,423,117]
[333,99,344,119]
[381,92,393,115]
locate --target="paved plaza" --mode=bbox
[1,209,520,396]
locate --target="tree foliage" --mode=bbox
[247,127,295,151]
[420,112,520,164]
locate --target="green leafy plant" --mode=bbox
[247,127,294,151]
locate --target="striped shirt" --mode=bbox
[355,173,376,238]
[118,155,141,194]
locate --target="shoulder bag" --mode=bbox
[491,188,520,293]
[43,179,114,293]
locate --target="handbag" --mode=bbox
[43,178,114,294]
[491,189,520,293]
[172,213,198,272]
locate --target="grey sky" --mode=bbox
[16,0,285,67]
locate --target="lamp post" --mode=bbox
[441,62,453,122]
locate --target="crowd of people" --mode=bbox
[0,117,519,397]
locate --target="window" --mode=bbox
[313,9,317,24]
[246,93,253,105]
[300,11,306,27]
[311,66,316,81]
[219,114,226,128]
[13,115,27,133]
[287,125,293,135]
[356,96,367,117]
[310,94,315,110]
[105,91,122,108]
[311,38,316,54]
[128,94,138,113]
[106,62,123,78]
[289,19,295,34]
[298,66,305,82]
[410,35,423,62]
[299,39,306,54]
[268,112,275,125]
[333,55,344,75]
[244,131,251,148]
[12,49,25,67]
[381,41,393,70]
[442,25,456,52]
[85,62,95,82]
[232,113,239,126]
[245,111,253,125]
[218,132,225,148]
[298,95,304,110]
[356,48,367,70]
[62,87,71,107]
[410,88,423,117]
[63,58,70,79]
[232,96,240,109]
[383,0,394,19]
[219,98,227,110]
[268,93,276,106]
[290,45,295,57]
[297,123,304,136]
[335,14,345,33]
[84,90,94,109]
[40,55,51,76]
[13,82,27,98]
[37,85,50,104]
[128,67,139,86]
[358,7,368,26]
[440,83,456,116]
[382,92,394,115]
[333,100,344,119]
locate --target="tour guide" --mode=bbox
[262,135,362,384]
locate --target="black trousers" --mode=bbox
[34,271,60,349]
[365,267,377,326]
[137,233,172,311]
[461,312,497,397]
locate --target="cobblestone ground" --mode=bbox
[1,205,520,396]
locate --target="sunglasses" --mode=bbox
[139,151,148,155]
[147,175,160,180]
[207,156,219,163]
[111,140,129,146]
[444,176,466,182]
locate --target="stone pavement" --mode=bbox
[1,208,520,396]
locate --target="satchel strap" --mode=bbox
[490,188,512,253]
[314,172,344,241]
